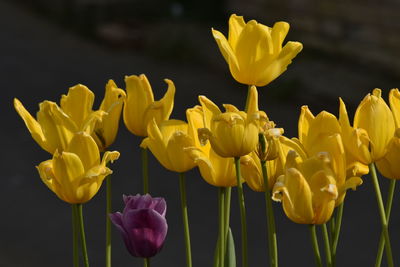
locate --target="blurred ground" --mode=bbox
[2,0,400,266]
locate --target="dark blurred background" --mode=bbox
[3,0,400,266]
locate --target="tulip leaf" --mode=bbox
[225,227,236,267]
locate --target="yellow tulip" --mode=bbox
[185,106,237,187]
[272,150,338,225]
[140,114,198,173]
[340,89,395,164]
[298,106,363,205]
[212,14,303,87]
[389,88,400,127]
[36,132,120,204]
[123,74,175,137]
[14,82,125,153]
[198,86,259,158]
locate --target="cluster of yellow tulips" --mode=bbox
[14,13,398,267]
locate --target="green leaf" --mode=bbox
[225,227,236,267]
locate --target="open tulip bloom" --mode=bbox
[14,12,400,267]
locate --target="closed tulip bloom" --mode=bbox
[36,132,120,204]
[340,89,395,164]
[298,106,363,205]
[198,86,260,158]
[185,106,237,187]
[110,194,168,258]
[123,74,175,137]
[272,150,338,225]
[140,111,200,173]
[212,14,303,86]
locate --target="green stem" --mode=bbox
[72,205,79,267]
[76,204,90,267]
[322,224,332,267]
[179,173,192,267]
[218,188,226,267]
[261,160,278,267]
[331,202,344,267]
[234,157,248,267]
[141,147,149,194]
[224,187,232,246]
[144,258,150,267]
[309,225,322,267]
[376,179,396,267]
[105,175,112,267]
[369,163,394,267]
[244,85,252,112]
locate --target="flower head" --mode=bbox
[212,14,303,86]
[123,74,175,137]
[36,132,119,204]
[198,86,260,158]
[110,194,168,258]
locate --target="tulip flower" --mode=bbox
[185,105,237,187]
[123,74,175,137]
[212,14,303,87]
[110,194,168,258]
[36,131,119,204]
[14,82,125,154]
[339,89,395,164]
[198,86,260,158]
[298,106,363,205]
[272,150,338,225]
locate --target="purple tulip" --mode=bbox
[110,194,168,258]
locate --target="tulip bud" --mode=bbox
[110,194,168,258]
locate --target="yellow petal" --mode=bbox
[256,41,303,86]
[123,74,154,136]
[142,79,176,133]
[228,14,246,50]
[66,132,100,171]
[186,105,209,150]
[246,86,259,116]
[298,105,315,144]
[389,88,400,128]
[199,95,222,128]
[376,132,400,179]
[270,21,290,55]
[211,28,239,71]
[53,151,85,203]
[14,98,50,153]
[37,101,77,153]
[354,89,395,160]
[36,159,56,191]
[60,84,94,129]
[273,168,314,224]
[166,131,196,173]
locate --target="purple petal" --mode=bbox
[122,209,168,257]
[109,212,134,254]
[150,198,167,217]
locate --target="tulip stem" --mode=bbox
[141,147,149,194]
[261,160,278,267]
[376,179,396,267]
[369,163,394,267]
[322,224,332,267]
[105,175,112,267]
[144,258,150,267]
[224,187,232,247]
[76,204,90,267]
[331,202,344,267]
[309,225,322,267]
[244,85,252,112]
[234,157,248,267]
[72,204,80,267]
[179,172,192,267]
[218,187,226,267]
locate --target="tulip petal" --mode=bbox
[60,84,95,129]
[246,86,259,116]
[66,132,100,171]
[228,14,246,50]
[122,209,168,258]
[199,95,222,128]
[389,88,400,128]
[14,98,50,153]
[270,21,290,55]
[211,28,239,71]
[123,74,155,136]
[166,130,196,173]
[37,101,77,153]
